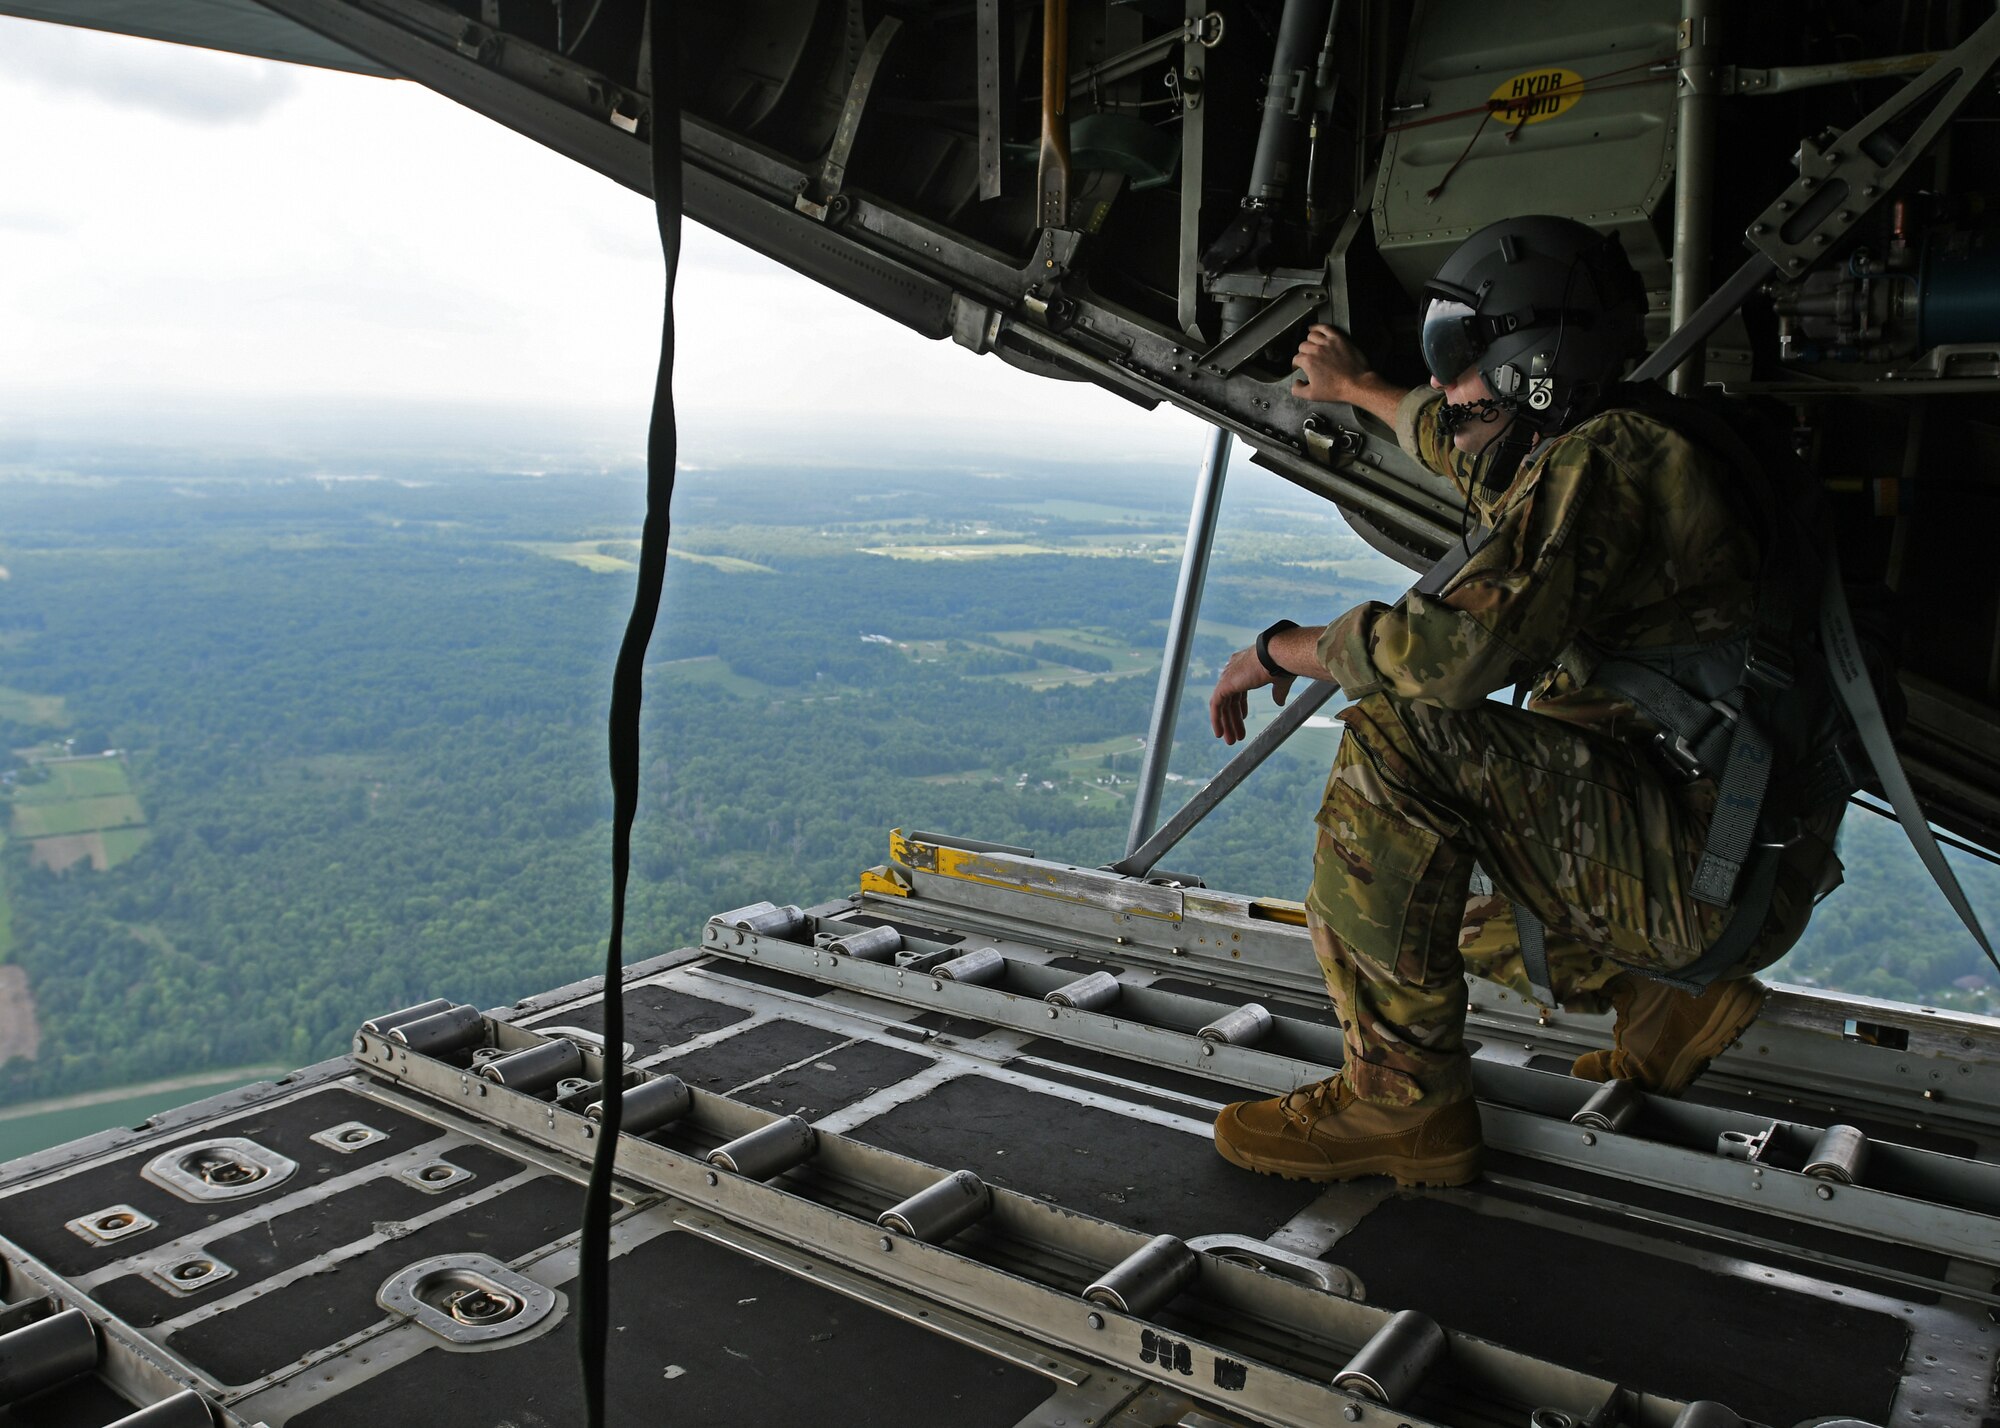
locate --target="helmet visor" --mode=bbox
[1420,298,1485,384]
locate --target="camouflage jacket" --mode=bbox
[1316,390,1761,739]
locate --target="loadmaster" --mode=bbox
[1206,214,1855,1187]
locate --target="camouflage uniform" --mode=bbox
[1306,391,1841,1107]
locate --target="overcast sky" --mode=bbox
[0,16,1206,465]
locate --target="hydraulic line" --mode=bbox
[578,3,682,1422]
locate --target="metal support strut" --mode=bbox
[1667,0,1721,394]
[1114,676,1340,877]
[1125,426,1233,858]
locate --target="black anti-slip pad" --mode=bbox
[645,1023,931,1162]
[288,1229,1054,1428]
[91,1143,522,1328]
[651,1020,848,1092]
[721,1039,931,1121]
[166,1173,585,1385]
[0,1089,441,1276]
[698,960,834,998]
[529,982,752,1056]
[1013,1039,1262,1104]
[848,1074,1323,1240]
[1,1375,143,1428]
[1328,1195,1906,1422]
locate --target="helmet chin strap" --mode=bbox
[1474,422,1537,494]
[1434,397,1538,512]
[1437,395,1539,487]
[1436,395,1522,432]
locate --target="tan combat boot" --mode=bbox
[1571,973,1766,1096]
[1213,1076,1483,1186]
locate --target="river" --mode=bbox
[0,1068,287,1163]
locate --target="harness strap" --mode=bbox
[1644,848,1784,994]
[1690,705,1773,908]
[1589,654,1739,775]
[1512,847,1783,1003]
[1820,559,1998,970]
[1583,644,1779,908]
[1513,903,1556,1007]
[1796,737,1867,813]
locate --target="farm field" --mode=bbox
[519,540,775,575]
[1190,618,1260,646]
[28,828,150,874]
[1059,732,1150,765]
[996,498,1158,523]
[0,689,64,728]
[3,755,149,870]
[10,794,144,839]
[656,654,783,699]
[10,759,130,803]
[859,542,1069,560]
[984,627,1160,688]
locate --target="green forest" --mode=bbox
[0,440,1994,1108]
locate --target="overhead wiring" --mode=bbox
[564,0,610,56]
[578,3,681,1423]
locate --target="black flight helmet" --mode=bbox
[1419,215,1647,432]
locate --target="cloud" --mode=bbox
[0,208,68,236]
[0,18,298,125]
[0,19,1206,464]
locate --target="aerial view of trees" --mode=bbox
[0,451,1992,1107]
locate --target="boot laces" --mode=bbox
[1279,1077,1350,1124]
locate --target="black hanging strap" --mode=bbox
[579,9,682,1425]
[1819,558,1997,971]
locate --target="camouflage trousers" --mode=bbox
[1306,691,1830,1106]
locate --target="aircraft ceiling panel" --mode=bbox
[0,0,397,77]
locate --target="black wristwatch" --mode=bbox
[1255,619,1300,680]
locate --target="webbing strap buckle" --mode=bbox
[1657,698,1739,781]
[1744,636,1795,693]
[1755,813,1806,850]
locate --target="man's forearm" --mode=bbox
[1266,623,1333,680]
[1338,375,1414,431]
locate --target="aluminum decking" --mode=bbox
[0,832,1992,1426]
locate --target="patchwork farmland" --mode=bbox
[5,752,149,874]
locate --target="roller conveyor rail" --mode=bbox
[698,911,2000,1296]
[0,832,1989,1424]
[348,1012,1675,1425]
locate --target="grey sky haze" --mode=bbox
[0,16,1205,465]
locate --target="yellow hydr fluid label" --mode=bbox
[1490,68,1584,124]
